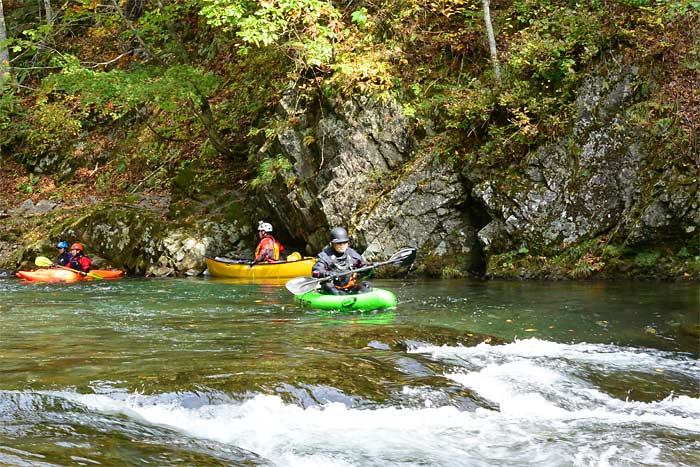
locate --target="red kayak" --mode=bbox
[16,268,124,282]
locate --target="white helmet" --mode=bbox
[258,220,273,233]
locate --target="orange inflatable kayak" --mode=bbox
[16,268,124,282]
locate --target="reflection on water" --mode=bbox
[0,277,698,466]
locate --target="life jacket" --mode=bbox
[254,234,284,262]
[67,253,92,272]
[56,252,71,267]
[334,273,358,289]
[323,251,357,289]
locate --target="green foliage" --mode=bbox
[250,155,293,189]
[217,46,291,137]
[44,68,145,120]
[329,49,394,94]
[441,266,465,279]
[43,65,220,121]
[136,0,207,50]
[504,2,602,99]
[635,251,660,267]
[199,0,342,68]
[666,0,700,17]
[22,103,82,163]
[677,247,690,258]
[351,8,369,29]
[17,174,40,194]
[0,91,26,147]
[439,85,495,132]
[614,0,652,6]
[602,244,623,258]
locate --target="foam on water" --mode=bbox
[31,339,698,466]
[411,338,700,430]
[410,338,699,374]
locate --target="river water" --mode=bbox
[0,277,698,466]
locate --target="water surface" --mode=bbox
[1,277,698,466]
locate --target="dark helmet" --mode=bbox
[56,241,69,249]
[330,227,350,244]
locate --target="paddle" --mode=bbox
[285,247,417,295]
[211,256,252,265]
[35,256,104,280]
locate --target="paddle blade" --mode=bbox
[285,276,321,295]
[86,271,103,280]
[35,256,53,267]
[388,247,417,268]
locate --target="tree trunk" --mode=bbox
[196,96,232,157]
[44,0,54,23]
[482,0,502,84]
[0,0,9,87]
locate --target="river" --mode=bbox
[1,277,698,466]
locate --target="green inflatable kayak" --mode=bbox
[294,287,398,312]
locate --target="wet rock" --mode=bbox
[9,199,58,216]
[48,203,250,276]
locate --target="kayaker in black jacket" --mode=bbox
[311,227,372,295]
[55,241,71,267]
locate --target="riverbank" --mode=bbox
[1,180,698,281]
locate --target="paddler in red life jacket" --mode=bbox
[311,227,372,295]
[253,221,286,263]
[66,243,92,274]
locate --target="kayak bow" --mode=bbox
[294,288,397,312]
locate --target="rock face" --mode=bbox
[258,94,417,252]
[65,205,251,276]
[352,155,484,274]
[471,65,698,259]
[251,61,695,278]
[255,93,485,274]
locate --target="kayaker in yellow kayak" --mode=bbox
[253,221,287,263]
[311,227,372,295]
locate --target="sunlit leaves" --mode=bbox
[20,102,83,164]
[351,7,368,28]
[199,0,342,68]
[505,4,603,94]
[250,154,292,189]
[425,0,480,18]
[329,49,393,94]
[198,0,249,27]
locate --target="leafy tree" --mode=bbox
[7,0,234,160]
[199,0,343,70]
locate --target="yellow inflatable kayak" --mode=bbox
[205,255,316,279]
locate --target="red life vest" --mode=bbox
[67,254,92,272]
[254,235,284,262]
